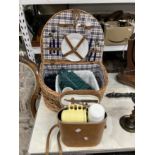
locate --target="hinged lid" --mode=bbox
[41,9,104,63]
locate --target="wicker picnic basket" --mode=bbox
[38,9,108,112]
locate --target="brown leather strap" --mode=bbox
[64,49,83,60]
[58,23,94,30]
[58,23,74,27]
[64,35,84,59]
[57,131,62,155]
[64,35,75,51]
[63,51,73,57]
[72,9,80,20]
[74,36,85,51]
[45,124,62,155]
[73,50,83,59]
[43,47,61,50]
[72,9,80,29]
[84,25,94,30]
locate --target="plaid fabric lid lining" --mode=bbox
[41,9,104,62]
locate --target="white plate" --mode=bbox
[61,33,88,61]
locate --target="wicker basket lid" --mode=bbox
[41,9,104,62]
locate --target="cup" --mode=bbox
[62,87,73,93]
[88,104,105,122]
[61,104,87,123]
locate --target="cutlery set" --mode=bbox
[45,29,60,56]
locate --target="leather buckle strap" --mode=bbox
[72,9,80,29]
[63,35,85,60]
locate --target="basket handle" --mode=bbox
[45,124,62,155]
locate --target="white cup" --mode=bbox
[62,87,73,93]
[88,104,105,122]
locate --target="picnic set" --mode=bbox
[37,8,125,155]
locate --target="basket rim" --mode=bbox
[38,61,108,99]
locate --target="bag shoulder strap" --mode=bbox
[45,124,62,155]
[57,131,62,155]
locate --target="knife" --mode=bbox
[88,51,93,61]
[49,38,52,55]
[52,29,56,54]
[93,40,99,61]
[87,38,93,61]
[93,52,96,61]
[52,38,55,53]
[65,99,98,103]
[89,38,93,49]
[57,29,59,56]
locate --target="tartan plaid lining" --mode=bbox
[42,9,104,61]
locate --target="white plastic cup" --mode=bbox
[62,87,73,93]
[88,104,105,122]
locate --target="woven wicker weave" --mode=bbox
[39,9,108,112]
